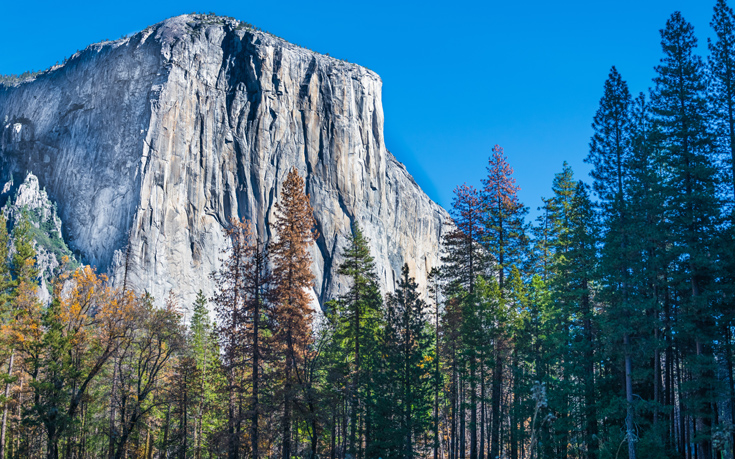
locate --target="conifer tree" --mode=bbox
[1,214,38,459]
[586,65,638,459]
[708,9,735,452]
[427,267,442,459]
[271,167,317,459]
[441,184,487,297]
[373,264,432,459]
[482,145,529,291]
[212,217,273,459]
[481,144,528,459]
[11,215,38,285]
[565,182,598,459]
[212,218,250,459]
[189,291,222,458]
[652,12,721,458]
[335,223,382,458]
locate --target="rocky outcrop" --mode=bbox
[0,14,449,308]
[1,173,77,303]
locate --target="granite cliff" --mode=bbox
[0,14,449,308]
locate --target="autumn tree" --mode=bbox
[0,214,14,459]
[18,266,135,459]
[212,216,274,459]
[111,293,184,459]
[271,167,317,459]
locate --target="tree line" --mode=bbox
[4,1,735,459]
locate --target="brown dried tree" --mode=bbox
[270,168,316,459]
[212,217,273,459]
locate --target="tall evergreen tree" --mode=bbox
[565,182,598,459]
[189,291,223,458]
[481,144,528,459]
[212,218,252,459]
[373,264,432,459]
[586,65,638,459]
[334,223,383,458]
[652,12,721,458]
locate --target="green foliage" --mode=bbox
[371,264,433,459]
[11,214,38,285]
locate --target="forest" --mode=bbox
[3,1,735,459]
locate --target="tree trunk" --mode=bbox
[46,428,59,459]
[0,350,14,459]
[108,354,119,459]
[281,330,293,459]
[624,334,636,459]
[163,403,172,459]
[490,346,502,459]
[582,287,598,459]
[726,326,735,459]
[331,404,337,459]
[470,361,477,459]
[252,272,260,459]
[480,355,485,459]
[460,377,466,459]
[510,351,517,459]
[181,368,189,459]
[349,290,360,458]
[435,298,441,459]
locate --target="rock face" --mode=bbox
[0,14,449,308]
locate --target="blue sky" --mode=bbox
[0,0,715,217]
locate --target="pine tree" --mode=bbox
[481,145,529,291]
[708,8,735,452]
[0,214,38,459]
[652,12,721,458]
[481,144,528,459]
[586,66,638,459]
[373,264,432,459]
[189,291,225,458]
[11,214,38,285]
[441,184,487,298]
[271,167,317,459]
[211,218,250,459]
[335,223,382,459]
[427,267,442,459]
[565,182,598,459]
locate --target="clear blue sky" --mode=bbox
[0,0,715,217]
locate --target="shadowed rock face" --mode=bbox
[0,14,449,309]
